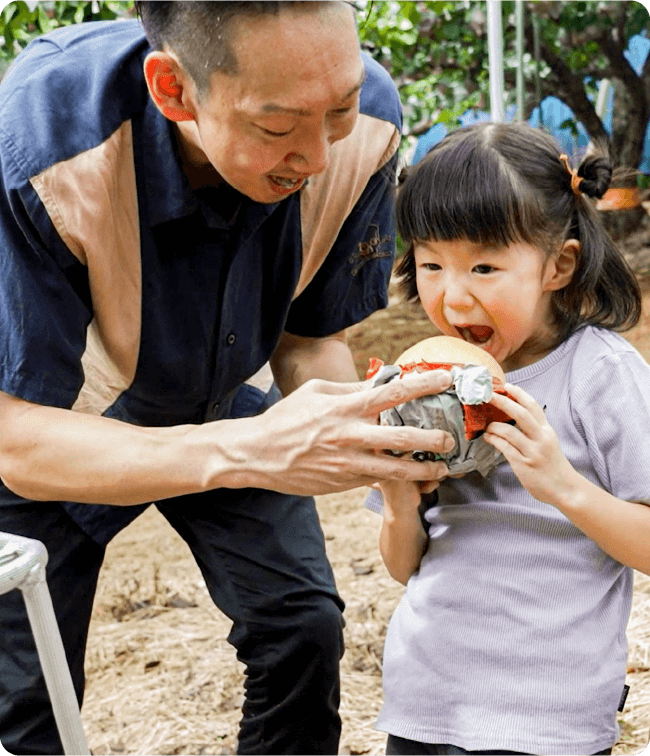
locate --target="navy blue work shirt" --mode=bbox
[0,20,402,542]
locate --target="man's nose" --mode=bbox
[286,128,330,175]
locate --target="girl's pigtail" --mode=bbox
[575,153,613,200]
[564,149,642,334]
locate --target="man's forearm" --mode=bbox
[0,391,246,505]
[270,330,359,395]
[4,332,358,505]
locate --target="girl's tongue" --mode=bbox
[460,326,493,344]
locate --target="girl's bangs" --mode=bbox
[397,142,540,249]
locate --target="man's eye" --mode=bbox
[258,126,293,137]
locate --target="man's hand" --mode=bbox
[0,369,455,505]
[222,369,456,496]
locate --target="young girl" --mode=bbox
[375,122,650,756]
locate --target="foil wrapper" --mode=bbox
[373,364,506,477]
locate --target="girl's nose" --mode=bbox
[442,278,474,311]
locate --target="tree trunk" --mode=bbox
[610,80,648,171]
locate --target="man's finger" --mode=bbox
[367,456,449,484]
[358,423,456,455]
[360,369,454,415]
[305,377,367,396]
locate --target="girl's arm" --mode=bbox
[378,480,434,585]
[485,384,650,575]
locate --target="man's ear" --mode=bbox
[544,238,579,292]
[143,51,195,122]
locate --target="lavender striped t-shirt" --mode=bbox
[373,325,650,755]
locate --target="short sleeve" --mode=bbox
[572,347,650,505]
[284,153,397,337]
[0,138,92,408]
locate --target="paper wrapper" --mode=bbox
[372,363,507,478]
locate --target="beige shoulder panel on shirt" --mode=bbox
[29,121,142,415]
[296,113,400,299]
[28,114,400,413]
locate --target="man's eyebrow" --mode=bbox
[260,68,366,116]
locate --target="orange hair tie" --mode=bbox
[559,153,583,195]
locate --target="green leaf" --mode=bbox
[36,5,56,33]
[403,2,421,26]
[1,3,19,25]
[442,22,460,40]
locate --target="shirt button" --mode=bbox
[211,401,220,413]
[226,333,236,345]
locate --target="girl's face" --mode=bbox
[414,238,572,372]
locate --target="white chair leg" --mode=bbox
[0,534,89,755]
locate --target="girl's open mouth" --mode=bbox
[457,325,494,345]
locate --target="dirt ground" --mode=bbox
[80,272,650,756]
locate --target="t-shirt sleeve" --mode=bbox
[284,153,397,337]
[572,346,650,505]
[0,141,91,408]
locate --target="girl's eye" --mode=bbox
[473,264,495,274]
[421,263,441,271]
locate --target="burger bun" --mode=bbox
[396,335,506,385]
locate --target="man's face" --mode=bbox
[185,4,365,203]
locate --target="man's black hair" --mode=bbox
[134,2,350,97]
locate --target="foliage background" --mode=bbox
[356,1,650,171]
[0,0,133,76]
[1,1,649,170]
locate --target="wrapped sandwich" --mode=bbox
[367,336,515,477]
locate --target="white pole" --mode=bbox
[515,1,524,121]
[486,0,505,122]
[22,563,91,756]
[487,0,505,122]
[0,534,90,756]
[595,79,612,119]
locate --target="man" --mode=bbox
[0,3,454,754]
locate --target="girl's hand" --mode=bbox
[377,477,443,585]
[483,384,580,507]
[378,478,441,516]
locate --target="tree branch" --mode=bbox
[524,11,608,142]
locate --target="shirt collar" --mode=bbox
[136,98,282,230]
[137,98,198,227]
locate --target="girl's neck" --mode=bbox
[501,326,562,373]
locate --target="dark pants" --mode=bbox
[0,489,344,755]
[386,734,613,756]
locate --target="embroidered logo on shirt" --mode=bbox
[349,224,392,276]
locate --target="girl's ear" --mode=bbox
[544,238,579,292]
[143,52,196,122]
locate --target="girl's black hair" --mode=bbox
[396,122,641,343]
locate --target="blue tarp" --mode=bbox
[413,34,650,171]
